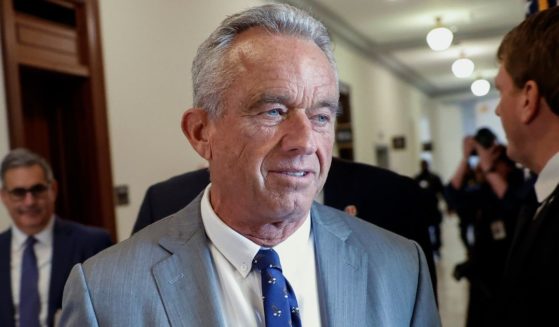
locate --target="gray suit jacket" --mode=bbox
[60,196,440,326]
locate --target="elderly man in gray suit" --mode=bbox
[60,4,440,326]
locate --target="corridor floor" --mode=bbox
[436,214,469,326]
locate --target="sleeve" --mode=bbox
[59,264,100,327]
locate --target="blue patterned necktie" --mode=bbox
[253,248,301,327]
[20,236,40,327]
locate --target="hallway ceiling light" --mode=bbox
[452,57,475,78]
[426,17,453,51]
[471,78,491,96]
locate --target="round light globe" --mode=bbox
[471,79,491,96]
[426,27,453,51]
[452,58,475,78]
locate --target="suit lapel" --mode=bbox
[0,230,15,327]
[509,186,559,273]
[152,200,225,327]
[312,204,367,327]
[49,218,74,325]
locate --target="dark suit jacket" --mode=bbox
[0,217,113,327]
[498,184,559,326]
[132,158,437,291]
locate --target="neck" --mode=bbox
[243,218,306,247]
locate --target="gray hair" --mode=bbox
[192,3,338,117]
[1,148,54,186]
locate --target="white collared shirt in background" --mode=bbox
[535,152,559,203]
[200,184,321,327]
[11,215,55,327]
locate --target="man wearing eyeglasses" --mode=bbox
[0,148,112,327]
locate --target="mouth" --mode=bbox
[17,207,42,216]
[280,171,309,177]
[267,168,316,184]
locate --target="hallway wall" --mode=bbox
[0,0,442,240]
[334,38,432,176]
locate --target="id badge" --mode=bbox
[490,220,506,240]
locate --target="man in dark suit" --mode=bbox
[493,6,559,325]
[133,157,437,291]
[0,148,112,327]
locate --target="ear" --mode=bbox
[182,108,213,160]
[520,80,540,124]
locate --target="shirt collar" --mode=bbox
[535,152,559,203]
[200,184,312,278]
[11,215,55,250]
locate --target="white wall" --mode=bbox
[429,103,465,182]
[333,38,432,177]
[0,0,438,239]
[474,97,506,144]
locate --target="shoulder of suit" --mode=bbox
[55,218,111,241]
[150,169,210,191]
[313,203,415,247]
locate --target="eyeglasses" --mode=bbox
[4,183,50,200]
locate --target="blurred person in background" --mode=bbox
[447,128,526,327]
[493,6,559,325]
[415,159,446,258]
[0,148,112,327]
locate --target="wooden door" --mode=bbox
[1,0,116,239]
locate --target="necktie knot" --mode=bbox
[25,236,37,248]
[253,248,282,272]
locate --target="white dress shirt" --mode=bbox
[11,215,54,327]
[200,184,322,326]
[535,152,559,203]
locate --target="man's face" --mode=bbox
[495,64,525,163]
[0,165,57,235]
[206,28,338,223]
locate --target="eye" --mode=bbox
[266,108,283,117]
[311,113,332,126]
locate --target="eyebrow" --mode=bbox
[315,100,340,115]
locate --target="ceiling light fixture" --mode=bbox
[426,17,453,51]
[471,78,491,96]
[452,53,475,78]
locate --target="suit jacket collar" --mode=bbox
[49,217,76,325]
[151,196,367,326]
[0,217,81,327]
[508,184,559,274]
[153,195,226,327]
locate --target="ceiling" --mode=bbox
[277,0,528,98]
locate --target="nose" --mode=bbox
[22,191,37,205]
[281,110,317,155]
